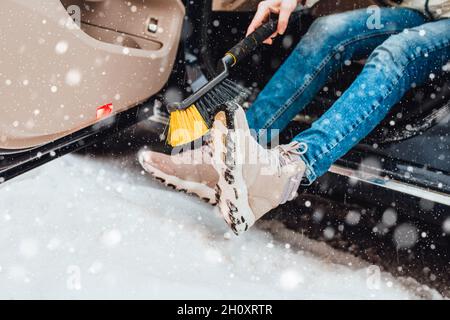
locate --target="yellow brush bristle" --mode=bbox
[168,105,209,147]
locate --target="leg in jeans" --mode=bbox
[246,7,427,144]
[294,18,450,183]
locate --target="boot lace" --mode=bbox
[273,141,308,204]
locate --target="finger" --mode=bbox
[246,3,271,36]
[246,2,280,37]
[246,13,269,35]
[263,31,278,45]
[263,6,281,41]
[277,2,294,35]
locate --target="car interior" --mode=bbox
[191,0,450,197]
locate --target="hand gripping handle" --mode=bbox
[225,18,278,66]
[225,12,300,66]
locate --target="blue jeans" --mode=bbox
[246,7,450,184]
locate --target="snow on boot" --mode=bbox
[138,146,219,205]
[209,103,306,234]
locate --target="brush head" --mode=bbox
[167,79,250,147]
[167,105,209,147]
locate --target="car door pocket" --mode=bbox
[61,0,175,53]
[81,23,163,51]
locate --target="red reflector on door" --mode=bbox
[96,103,113,120]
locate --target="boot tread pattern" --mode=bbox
[145,169,216,205]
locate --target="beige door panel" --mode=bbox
[0,0,184,149]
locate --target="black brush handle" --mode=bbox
[225,18,278,66]
[225,12,301,66]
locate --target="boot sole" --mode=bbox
[138,152,216,205]
[211,103,255,235]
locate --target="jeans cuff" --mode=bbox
[298,153,317,186]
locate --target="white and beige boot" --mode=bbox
[138,145,219,205]
[210,103,306,234]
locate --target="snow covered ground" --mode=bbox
[0,154,442,299]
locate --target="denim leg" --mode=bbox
[246,7,427,145]
[294,18,450,183]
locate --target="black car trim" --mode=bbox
[0,99,156,184]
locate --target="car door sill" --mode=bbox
[328,164,450,206]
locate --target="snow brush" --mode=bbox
[167,16,293,147]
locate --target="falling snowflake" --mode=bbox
[345,210,361,226]
[55,41,69,55]
[65,69,82,86]
[279,269,304,290]
[323,226,335,240]
[282,35,293,49]
[101,229,122,247]
[312,209,324,223]
[88,261,103,274]
[442,217,450,235]
[382,208,397,227]
[393,223,418,249]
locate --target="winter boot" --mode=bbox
[209,103,306,234]
[138,145,219,205]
